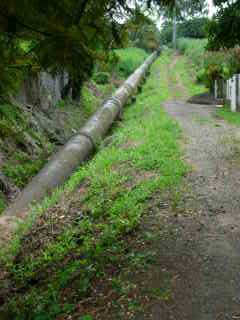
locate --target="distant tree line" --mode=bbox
[160,17,210,45]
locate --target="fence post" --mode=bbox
[214,80,218,99]
[236,74,240,112]
[226,79,230,100]
[230,75,237,112]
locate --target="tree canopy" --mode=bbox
[0,0,209,101]
[207,0,240,50]
[160,17,209,44]
[125,9,161,52]
[0,1,131,100]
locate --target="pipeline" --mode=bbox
[4,51,158,218]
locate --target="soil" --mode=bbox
[134,56,240,320]
[2,54,240,320]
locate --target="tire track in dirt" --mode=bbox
[134,56,240,320]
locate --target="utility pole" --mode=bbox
[172,0,177,50]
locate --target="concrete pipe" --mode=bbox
[3,51,158,218]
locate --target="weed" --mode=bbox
[177,38,207,71]
[216,104,240,126]
[80,316,93,320]
[93,72,110,85]
[114,47,148,78]
[0,51,192,318]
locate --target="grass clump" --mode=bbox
[2,157,47,188]
[0,52,189,319]
[93,72,110,85]
[216,104,240,125]
[114,47,148,78]
[177,37,207,69]
[174,54,206,97]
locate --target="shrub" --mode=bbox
[2,158,46,187]
[177,37,207,69]
[93,72,110,85]
[200,47,240,87]
[114,47,148,78]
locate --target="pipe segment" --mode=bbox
[4,51,158,217]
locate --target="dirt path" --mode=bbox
[134,57,240,319]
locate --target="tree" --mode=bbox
[0,0,132,101]
[125,9,161,52]
[154,0,208,49]
[207,0,240,50]
[160,17,209,44]
[0,0,179,102]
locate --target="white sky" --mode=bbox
[208,0,216,17]
[154,0,217,29]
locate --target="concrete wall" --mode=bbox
[16,72,69,111]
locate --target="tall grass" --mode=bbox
[177,37,207,69]
[114,47,148,78]
[0,52,188,319]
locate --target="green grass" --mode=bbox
[0,47,146,198]
[0,71,113,196]
[177,38,208,88]
[114,47,148,78]
[176,55,206,97]
[0,51,193,319]
[216,104,240,125]
[177,38,207,69]
[168,52,206,97]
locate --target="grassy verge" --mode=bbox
[167,50,205,98]
[176,55,206,97]
[176,37,208,91]
[0,52,189,319]
[114,47,148,78]
[216,104,240,125]
[177,37,207,70]
[0,47,148,214]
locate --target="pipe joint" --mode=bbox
[124,83,134,94]
[78,131,96,150]
[108,96,122,112]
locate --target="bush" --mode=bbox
[177,38,207,69]
[93,72,110,85]
[114,47,148,78]
[199,47,240,87]
[3,158,46,187]
[178,39,240,85]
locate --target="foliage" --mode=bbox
[126,9,161,52]
[216,104,240,126]
[114,47,148,78]
[157,0,207,49]
[170,52,206,97]
[0,82,105,193]
[0,1,133,100]
[0,193,7,212]
[0,46,148,215]
[2,156,47,188]
[198,48,240,87]
[153,0,208,20]
[93,72,110,85]
[177,38,207,70]
[160,17,209,44]
[0,0,177,101]
[176,38,240,87]
[0,35,26,98]
[207,0,240,50]
[0,52,191,318]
